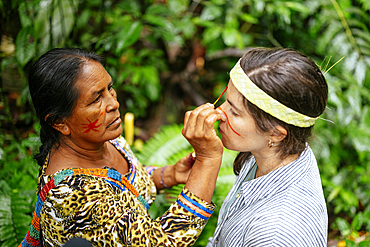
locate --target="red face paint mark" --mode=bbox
[82,117,103,133]
[218,106,241,136]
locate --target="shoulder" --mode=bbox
[39,169,147,222]
[110,136,144,169]
[243,198,327,246]
[110,136,135,158]
[41,170,121,204]
[246,185,327,246]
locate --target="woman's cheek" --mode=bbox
[218,107,241,136]
[81,112,104,134]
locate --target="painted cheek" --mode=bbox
[218,107,241,136]
[81,112,104,133]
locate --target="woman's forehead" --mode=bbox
[227,80,245,105]
[77,61,110,90]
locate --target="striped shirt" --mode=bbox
[207,145,328,246]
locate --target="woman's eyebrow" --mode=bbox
[90,80,113,98]
[227,99,242,113]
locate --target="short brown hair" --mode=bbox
[233,47,328,175]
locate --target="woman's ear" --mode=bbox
[53,122,70,136]
[269,126,287,143]
[45,114,70,136]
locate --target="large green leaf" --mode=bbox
[200,5,223,21]
[34,0,78,54]
[15,26,36,67]
[222,27,243,48]
[116,21,143,53]
[203,26,222,44]
[168,0,189,14]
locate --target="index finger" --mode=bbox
[183,103,214,131]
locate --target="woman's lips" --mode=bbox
[108,117,121,128]
[218,125,224,135]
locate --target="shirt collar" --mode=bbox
[240,145,315,208]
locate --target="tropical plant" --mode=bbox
[1,0,370,245]
[0,131,39,246]
[305,0,370,243]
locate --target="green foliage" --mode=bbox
[1,0,370,244]
[0,133,39,246]
[306,0,370,240]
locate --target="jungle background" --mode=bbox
[1,0,370,246]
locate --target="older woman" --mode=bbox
[20,48,223,246]
[205,48,329,246]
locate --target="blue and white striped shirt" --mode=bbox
[207,145,328,246]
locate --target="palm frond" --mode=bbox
[136,124,191,166]
[0,181,33,247]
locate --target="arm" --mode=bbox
[37,174,215,246]
[181,103,224,203]
[150,154,192,190]
[21,104,223,246]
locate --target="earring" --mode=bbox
[268,140,274,148]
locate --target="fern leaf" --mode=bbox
[136,124,191,166]
[0,185,33,246]
[1,237,18,247]
[352,29,370,47]
[317,21,342,54]
[0,195,17,244]
[347,19,369,33]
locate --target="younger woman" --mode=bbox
[207,47,328,246]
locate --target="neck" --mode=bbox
[254,152,299,179]
[55,136,109,162]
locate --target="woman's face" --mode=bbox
[63,60,122,147]
[218,80,269,154]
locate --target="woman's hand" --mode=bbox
[182,103,224,162]
[153,151,192,189]
[153,103,224,202]
[181,103,224,202]
[154,153,193,189]
[173,153,193,184]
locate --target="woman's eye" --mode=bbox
[230,108,238,116]
[93,95,101,103]
[109,84,115,94]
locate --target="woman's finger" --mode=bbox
[182,103,213,137]
[203,112,221,138]
[193,105,217,138]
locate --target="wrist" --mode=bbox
[192,155,223,166]
[160,166,170,188]
[160,165,177,189]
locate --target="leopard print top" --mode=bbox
[20,136,216,247]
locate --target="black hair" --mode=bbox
[233,47,328,175]
[28,48,103,166]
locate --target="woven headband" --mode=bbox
[230,59,318,127]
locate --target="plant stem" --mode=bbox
[330,0,362,59]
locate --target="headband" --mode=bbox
[230,59,318,127]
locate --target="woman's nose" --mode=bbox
[216,104,227,122]
[106,92,119,112]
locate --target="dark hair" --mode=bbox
[28,48,103,166]
[233,47,328,175]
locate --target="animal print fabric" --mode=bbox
[21,136,215,247]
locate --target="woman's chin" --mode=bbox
[106,126,123,141]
